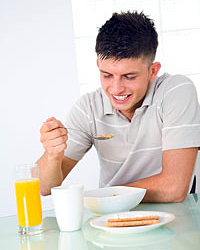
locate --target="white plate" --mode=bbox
[83,219,175,248]
[90,211,175,234]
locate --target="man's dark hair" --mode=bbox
[95,11,158,63]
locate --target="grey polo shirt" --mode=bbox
[65,73,200,188]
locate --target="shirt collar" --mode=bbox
[142,73,170,107]
[101,88,115,115]
[142,78,157,107]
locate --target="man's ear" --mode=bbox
[149,62,161,82]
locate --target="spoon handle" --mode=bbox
[65,127,113,140]
[65,127,95,139]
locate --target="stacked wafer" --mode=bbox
[105,215,159,227]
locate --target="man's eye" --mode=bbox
[103,74,112,78]
[125,76,136,80]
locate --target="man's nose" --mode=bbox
[111,78,125,93]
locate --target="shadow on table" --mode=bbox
[82,218,176,250]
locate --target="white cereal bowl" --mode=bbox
[84,186,146,215]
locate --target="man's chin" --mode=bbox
[111,103,130,112]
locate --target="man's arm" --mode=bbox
[37,117,78,196]
[37,154,77,196]
[125,147,198,202]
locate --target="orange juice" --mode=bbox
[15,178,42,227]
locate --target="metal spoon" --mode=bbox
[65,127,114,140]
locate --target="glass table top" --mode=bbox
[0,193,200,250]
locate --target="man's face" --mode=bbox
[97,57,160,120]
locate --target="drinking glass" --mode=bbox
[15,164,43,235]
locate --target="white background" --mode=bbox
[0,0,99,217]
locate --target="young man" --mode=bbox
[38,11,200,202]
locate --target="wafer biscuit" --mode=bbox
[105,219,159,227]
[108,215,159,222]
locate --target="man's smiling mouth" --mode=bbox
[113,94,131,100]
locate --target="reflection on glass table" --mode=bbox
[0,194,200,250]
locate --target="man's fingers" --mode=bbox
[42,135,68,148]
[40,127,67,142]
[39,117,68,158]
[45,120,63,131]
[46,117,56,122]
[40,118,65,133]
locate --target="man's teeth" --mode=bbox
[113,95,129,100]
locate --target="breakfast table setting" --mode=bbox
[0,175,200,250]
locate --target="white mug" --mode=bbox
[51,185,84,232]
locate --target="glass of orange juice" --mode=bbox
[15,164,43,235]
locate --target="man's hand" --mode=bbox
[40,117,68,160]
[38,117,77,196]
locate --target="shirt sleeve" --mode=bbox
[161,75,200,150]
[64,96,93,161]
